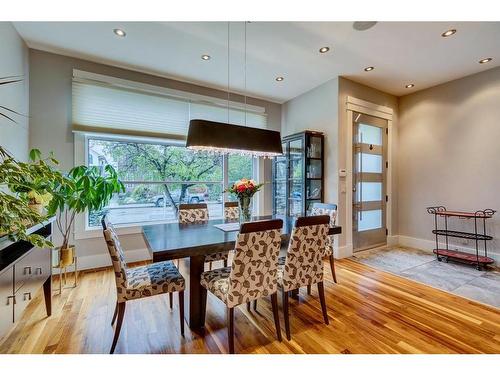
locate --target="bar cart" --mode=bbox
[426,206,496,270]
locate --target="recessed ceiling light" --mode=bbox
[364,66,374,72]
[275,76,284,82]
[441,29,457,37]
[405,84,415,89]
[113,28,126,37]
[479,57,492,64]
[319,46,330,53]
[201,54,211,61]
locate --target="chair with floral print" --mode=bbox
[311,202,338,284]
[178,203,229,270]
[102,216,185,354]
[200,219,283,353]
[224,201,239,221]
[277,215,330,340]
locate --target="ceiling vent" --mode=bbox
[353,22,378,31]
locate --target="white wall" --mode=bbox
[0,22,29,161]
[29,49,281,269]
[398,67,500,261]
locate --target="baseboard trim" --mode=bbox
[77,248,151,271]
[335,244,353,259]
[398,235,499,264]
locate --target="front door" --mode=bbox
[352,112,387,251]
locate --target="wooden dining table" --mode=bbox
[142,214,342,332]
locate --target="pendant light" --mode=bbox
[186,22,282,158]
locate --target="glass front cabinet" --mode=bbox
[272,131,324,217]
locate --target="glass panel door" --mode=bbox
[274,141,288,215]
[288,138,304,216]
[352,112,387,251]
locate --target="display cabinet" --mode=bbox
[272,131,324,217]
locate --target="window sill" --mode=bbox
[74,222,146,240]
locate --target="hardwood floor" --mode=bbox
[1,258,499,354]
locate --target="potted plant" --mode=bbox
[225,178,263,223]
[0,146,66,247]
[48,164,124,267]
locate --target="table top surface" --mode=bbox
[142,215,342,261]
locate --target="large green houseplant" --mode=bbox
[47,164,124,266]
[0,146,67,247]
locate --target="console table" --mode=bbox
[0,219,53,340]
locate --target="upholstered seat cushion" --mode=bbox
[200,267,232,303]
[204,251,230,263]
[123,261,185,301]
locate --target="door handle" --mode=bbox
[24,266,32,275]
[35,267,43,275]
[23,292,32,301]
[7,295,16,305]
[359,133,363,221]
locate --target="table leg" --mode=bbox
[177,254,207,332]
[43,276,52,316]
[291,288,299,300]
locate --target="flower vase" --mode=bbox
[238,196,253,223]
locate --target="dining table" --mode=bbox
[142,214,342,332]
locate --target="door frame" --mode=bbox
[345,96,394,253]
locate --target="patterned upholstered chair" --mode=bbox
[224,201,239,221]
[277,215,330,340]
[102,216,185,354]
[200,219,283,353]
[311,202,338,284]
[178,203,229,269]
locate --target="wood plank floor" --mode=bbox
[1,258,499,354]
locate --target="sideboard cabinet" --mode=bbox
[0,220,53,340]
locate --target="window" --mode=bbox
[86,136,254,228]
[87,137,224,228]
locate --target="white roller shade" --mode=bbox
[72,75,267,139]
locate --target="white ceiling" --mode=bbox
[13,21,500,103]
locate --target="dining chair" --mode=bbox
[311,202,338,284]
[224,201,239,221]
[277,215,330,340]
[200,219,284,353]
[178,203,229,270]
[101,216,185,354]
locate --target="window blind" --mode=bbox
[72,80,267,140]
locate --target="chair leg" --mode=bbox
[111,302,118,325]
[209,261,212,271]
[246,302,251,311]
[169,292,173,309]
[307,285,311,295]
[270,293,282,342]
[179,291,185,337]
[329,255,337,283]
[282,290,291,340]
[227,307,235,354]
[200,287,207,328]
[253,300,258,311]
[223,259,228,267]
[110,302,126,354]
[317,281,329,325]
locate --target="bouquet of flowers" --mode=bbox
[225,178,263,222]
[226,178,263,198]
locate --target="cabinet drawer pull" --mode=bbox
[23,292,32,301]
[24,266,32,275]
[36,267,43,275]
[7,295,16,305]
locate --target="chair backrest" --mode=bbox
[226,219,283,308]
[178,203,209,224]
[311,202,337,226]
[101,215,128,295]
[224,201,239,221]
[281,215,330,292]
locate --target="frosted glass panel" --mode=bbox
[358,209,382,231]
[357,182,382,202]
[357,153,382,173]
[359,124,382,146]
